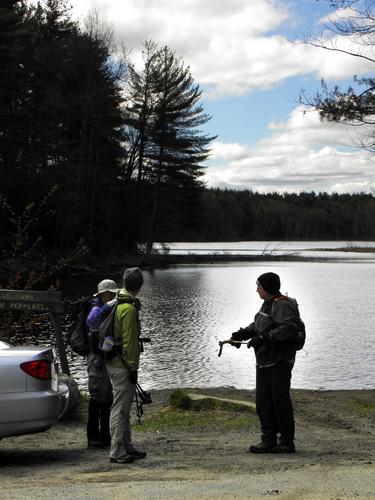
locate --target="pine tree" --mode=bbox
[121,41,160,251]
[0,0,31,194]
[61,19,125,248]
[145,45,216,254]
[124,41,216,254]
[1,2,126,253]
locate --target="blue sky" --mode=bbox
[204,75,314,144]
[64,0,375,193]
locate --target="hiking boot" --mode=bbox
[248,442,277,454]
[276,442,296,453]
[127,449,147,460]
[109,455,134,464]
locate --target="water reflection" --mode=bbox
[139,262,375,391]
[7,261,375,392]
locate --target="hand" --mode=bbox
[247,336,264,349]
[129,370,138,385]
[230,328,246,347]
[229,339,241,349]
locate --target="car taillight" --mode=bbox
[20,360,52,381]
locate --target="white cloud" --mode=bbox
[266,106,372,149]
[29,0,375,194]
[64,0,373,99]
[330,181,375,194]
[211,142,252,161]
[205,107,375,193]
[300,34,374,80]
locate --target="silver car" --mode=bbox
[0,340,69,439]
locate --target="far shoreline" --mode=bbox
[113,247,375,270]
[2,243,375,285]
[67,247,375,273]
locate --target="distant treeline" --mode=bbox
[157,189,375,242]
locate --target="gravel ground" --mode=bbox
[1,388,375,499]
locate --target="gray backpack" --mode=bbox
[97,300,121,359]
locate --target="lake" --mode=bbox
[63,248,375,392]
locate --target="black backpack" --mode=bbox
[68,297,92,356]
[273,296,306,351]
[290,298,306,351]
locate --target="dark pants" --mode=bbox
[255,361,295,446]
[87,398,112,445]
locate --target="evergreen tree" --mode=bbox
[123,41,216,254]
[0,0,31,195]
[1,2,126,255]
[147,44,216,253]
[20,0,78,179]
[20,3,125,250]
[0,0,37,244]
[123,40,159,185]
[121,41,160,251]
[60,17,125,248]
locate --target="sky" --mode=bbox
[64,0,375,194]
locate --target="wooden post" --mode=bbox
[50,312,70,376]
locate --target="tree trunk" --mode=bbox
[146,176,160,256]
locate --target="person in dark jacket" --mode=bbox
[230,272,299,454]
[86,279,118,448]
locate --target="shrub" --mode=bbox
[169,389,192,410]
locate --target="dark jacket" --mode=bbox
[231,294,299,367]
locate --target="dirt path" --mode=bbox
[1,388,375,499]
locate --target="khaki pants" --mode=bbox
[106,363,136,460]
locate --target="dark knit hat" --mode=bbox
[257,272,280,295]
[123,267,144,292]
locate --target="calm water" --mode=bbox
[64,259,375,392]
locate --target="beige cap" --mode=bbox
[93,279,119,296]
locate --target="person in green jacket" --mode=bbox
[106,267,146,464]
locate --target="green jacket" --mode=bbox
[106,289,141,371]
